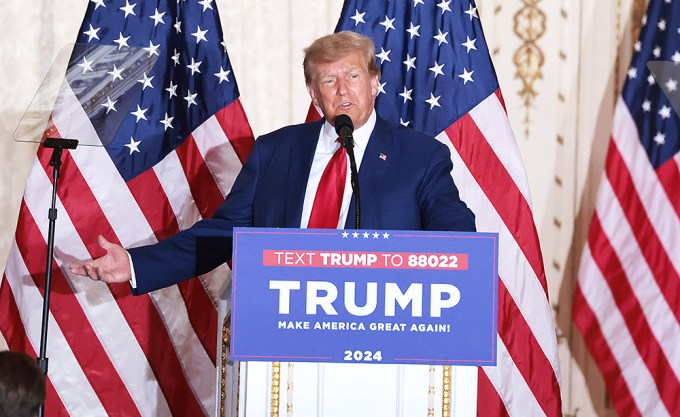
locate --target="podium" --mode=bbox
[217,228,498,417]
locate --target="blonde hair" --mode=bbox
[303,31,380,84]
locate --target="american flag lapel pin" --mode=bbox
[379,153,387,161]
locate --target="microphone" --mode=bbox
[334,114,354,149]
[333,114,360,229]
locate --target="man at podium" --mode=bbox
[69,31,475,293]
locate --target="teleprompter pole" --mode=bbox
[37,137,78,417]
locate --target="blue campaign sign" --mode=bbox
[230,228,498,366]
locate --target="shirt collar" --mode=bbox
[321,110,376,152]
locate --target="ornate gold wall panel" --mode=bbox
[513,0,547,138]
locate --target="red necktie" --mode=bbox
[308,139,347,228]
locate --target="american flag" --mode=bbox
[315,1,563,415]
[0,0,253,416]
[573,0,680,415]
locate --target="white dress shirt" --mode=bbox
[299,110,375,229]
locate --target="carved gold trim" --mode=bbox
[513,0,547,139]
[271,362,281,417]
[428,366,436,416]
[442,366,452,417]
[220,313,239,417]
[286,363,294,417]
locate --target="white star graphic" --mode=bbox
[83,24,100,41]
[351,9,366,26]
[437,0,452,14]
[653,132,665,145]
[627,67,637,79]
[101,96,117,114]
[413,0,424,6]
[144,41,160,57]
[634,41,641,52]
[666,78,678,92]
[376,47,391,63]
[198,0,213,11]
[130,105,148,122]
[429,61,445,78]
[399,118,410,127]
[77,57,93,74]
[459,68,475,84]
[406,22,420,39]
[184,90,198,108]
[403,54,416,71]
[380,15,396,32]
[382,232,390,239]
[160,113,174,131]
[659,105,672,119]
[90,0,106,10]
[174,18,182,33]
[363,232,370,238]
[399,86,413,103]
[642,100,651,112]
[220,41,228,53]
[373,232,380,239]
[465,4,479,20]
[149,8,166,26]
[215,66,231,83]
[171,50,180,66]
[113,32,130,49]
[352,231,359,238]
[462,36,477,52]
[342,231,349,238]
[119,0,136,17]
[166,81,178,98]
[434,29,449,46]
[137,72,154,90]
[125,137,141,154]
[648,74,656,85]
[186,58,202,75]
[426,93,442,109]
[107,64,123,81]
[653,46,662,58]
[377,81,386,95]
[192,25,208,43]
[672,51,680,64]
[658,19,666,31]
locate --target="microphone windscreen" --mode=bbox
[334,114,354,137]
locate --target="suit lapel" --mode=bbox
[284,119,324,227]
[345,116,396,229]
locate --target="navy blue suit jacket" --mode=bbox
[130,115,475,294]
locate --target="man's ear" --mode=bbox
[306,84,319,106]
[370,74,379,96]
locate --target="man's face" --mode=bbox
[306,51,379,130]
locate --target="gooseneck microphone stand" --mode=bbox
[37,137,78,417]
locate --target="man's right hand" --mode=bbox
[69,235,132,284]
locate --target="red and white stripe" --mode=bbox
[0,74,253,416]
[574,97,680,417]
[440,91,562,417]
[305,89,563,416]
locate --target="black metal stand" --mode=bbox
[343,135,361,229]
[37,137,78,417]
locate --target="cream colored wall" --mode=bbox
[0,1,645,416]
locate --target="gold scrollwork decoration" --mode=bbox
[442,366,452,417]
[220,313,240,417]
[271,362,281,417]
[513,0,547,138]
